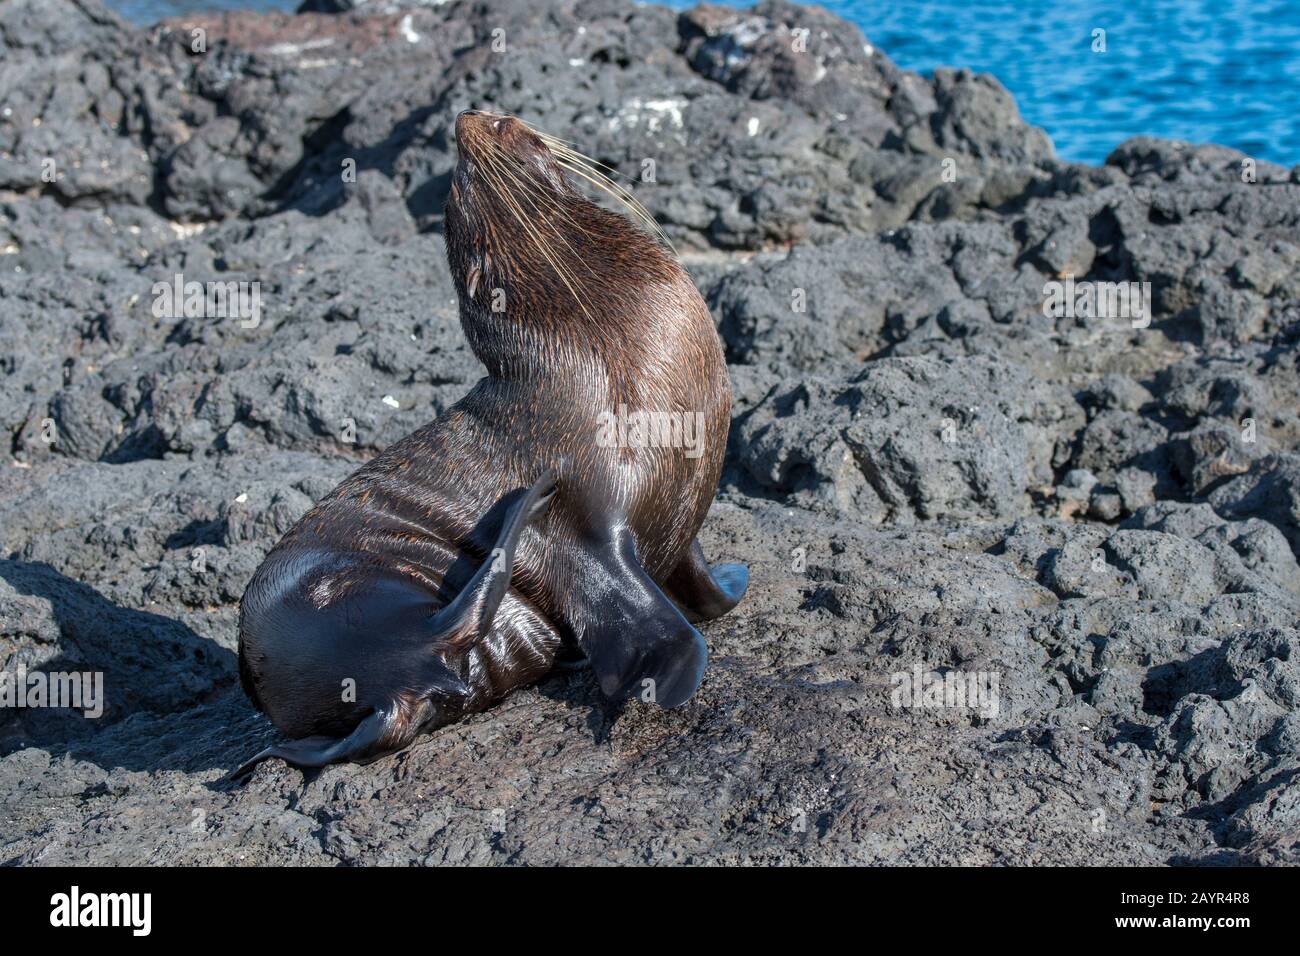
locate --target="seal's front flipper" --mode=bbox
[228,706,394,781]
[665,539,748,624]
[580,529,708,709]
[431,469,556,651]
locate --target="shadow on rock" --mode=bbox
[535,666,625,746]
[0,559,240,771]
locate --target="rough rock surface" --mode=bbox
[1,0,1298,865]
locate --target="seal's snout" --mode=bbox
[452,110,564,192]
[454,110,535,153]
[454,109,481,147]
[456,109,503,140]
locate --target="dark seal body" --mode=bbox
[234,111,747,773]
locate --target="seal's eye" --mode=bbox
[493,119,503,131]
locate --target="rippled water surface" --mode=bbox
[108,0,1300,166]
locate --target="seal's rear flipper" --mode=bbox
[228,471,558,784]
[228,707,396,781]
[664,539,748,623]
[580,529,708,709]
[430,469,557,651]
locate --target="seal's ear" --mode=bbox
[431,470,557,651]
[578,528,708,709]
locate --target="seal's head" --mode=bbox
[451,109,570,202]
[443,108,675,339]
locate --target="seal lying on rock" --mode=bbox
[233,110,747,775]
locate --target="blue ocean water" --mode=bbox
[107,0,1300,167]
[741,0,1300,167]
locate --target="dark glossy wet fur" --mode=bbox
[233,111,747,775]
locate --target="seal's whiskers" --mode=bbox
[530,128,674,253]
[476,143,594,318]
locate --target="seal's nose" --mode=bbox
[454,110,483,143]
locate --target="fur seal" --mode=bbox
[233,110,747,775]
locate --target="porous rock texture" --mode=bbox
[2,0,1299,865]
